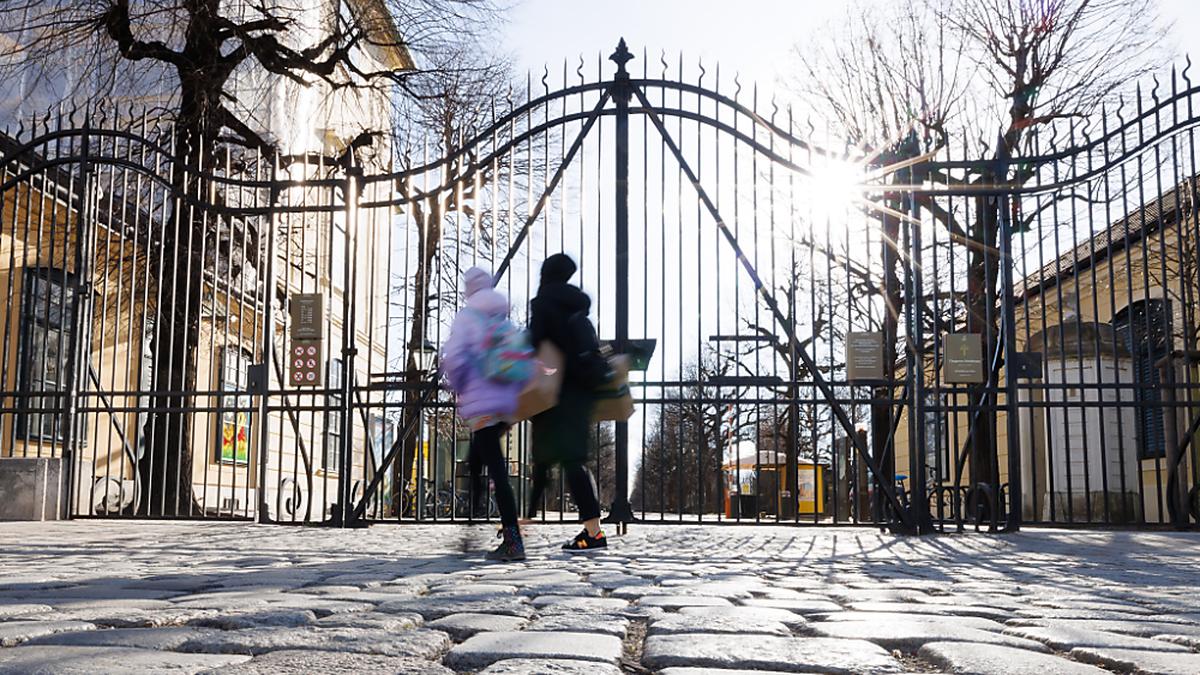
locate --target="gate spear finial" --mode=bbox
[610,38,634,77]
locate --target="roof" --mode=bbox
[1016,176,1199,302]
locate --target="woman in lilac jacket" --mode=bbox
[441,267,526,561]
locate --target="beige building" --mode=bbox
[894,178,1200,524]
[1,0,412,522]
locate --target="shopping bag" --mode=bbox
[593,355,634,422]
[515,341,564,421]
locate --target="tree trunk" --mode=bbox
[392,201,442,516]
[869,195,902,522]
[964,191,1002,522]
[138,67,221,515]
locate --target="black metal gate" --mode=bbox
[2,41,1197,532]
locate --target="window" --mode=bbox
[324,358,345,472]
[216,347,252,464]
[331,195,347,292]
[17,268,77,442]
[1114,299,1170,460]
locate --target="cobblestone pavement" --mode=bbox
[1,521,1199,674]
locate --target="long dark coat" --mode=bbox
[528,282,598,466]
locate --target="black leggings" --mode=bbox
[527,461,602,522]
[467,424,518,527]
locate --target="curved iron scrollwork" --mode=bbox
[277,477,304,520]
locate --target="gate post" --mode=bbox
[605,38,637,528]
[903,145,935,534]
[256,163,281,524]
[62,117,97,519]
[997,190,1023,532]
[336,161,362,527]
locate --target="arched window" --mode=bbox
[1113,299,1171,460]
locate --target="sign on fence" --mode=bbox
[289,293,325,387]
[846,332,885,382]
[943,333,985,384]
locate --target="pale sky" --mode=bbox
[492,0,1200,480]
[502,0,1200,92]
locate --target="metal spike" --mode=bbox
[1182,55,1193,88]
[697,58,706,88]
[659,50,669,79]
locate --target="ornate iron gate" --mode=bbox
[3,42,1197,532]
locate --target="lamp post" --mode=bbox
[414,340,438,519]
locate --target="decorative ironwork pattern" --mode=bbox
[2,43,1197,533]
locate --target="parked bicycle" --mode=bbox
[401,480,500,520]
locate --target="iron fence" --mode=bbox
[1,42,1198,532]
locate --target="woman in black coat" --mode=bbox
[526,253,608,552]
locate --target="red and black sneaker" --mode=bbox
[562,528,607,553]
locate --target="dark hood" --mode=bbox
[540,253,578,286]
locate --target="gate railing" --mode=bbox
[3,44,1198,532]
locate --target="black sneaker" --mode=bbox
[562,528,607,553]
[486,525,526,562]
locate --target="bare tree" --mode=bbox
[631,350,755,516]
[387,45,534,514]
[0,0,500,515]
[793,0,1167,516]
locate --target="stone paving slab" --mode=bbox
[845,601,1011,620]
[11,606,220,629]
[814,611,1004,631]
[197,648,454,675]
[813,620,1049,652]
[918,641,1109,675]
[1157,633,1200,650]
[1014,607,1182,621]
[678,605,808,630]
[642,634,903,673]
[21,627,221,650]
[651,612,792,636]
[0,605,50,619]
[1070,645,1200,674]
[444,631,623,670]
[524,613,630,638]
[657,670,818,675]
[0,620,95,647]
[189,608,317,629]
[529,595,629,612]
[1003,624,1192,652]
[376,596,536,620]
[177,626,451,658]
[1007,617,1200,635]
[0,645,249,674]
[3,522,1200,673]
[315,612,424,631]
[635,595,734,609]
[740,597,842,614]
[476,658,624,674]
[427,612,529,640]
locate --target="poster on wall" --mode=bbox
[220,411,250,463]
[797,466,816,502]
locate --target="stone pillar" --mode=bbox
[0,457,65,521]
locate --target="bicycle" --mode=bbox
[400,481,453,520]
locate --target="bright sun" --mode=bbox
[804,158,865,224]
